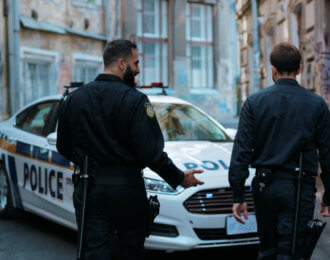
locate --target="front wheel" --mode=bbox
[0,163,18,218]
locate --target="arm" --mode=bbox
[56,99,73,162]
[315,100,330,216]
[128,95,203,189]
[229,98,255,203]
[229,99,255,223]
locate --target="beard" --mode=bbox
[123,65,135,87]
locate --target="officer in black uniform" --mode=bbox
[56,39,204,259]
[229,42,330,259]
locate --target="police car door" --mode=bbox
[12,100,74,226]
[42,101,76,228]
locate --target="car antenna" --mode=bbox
[62,82,84,99]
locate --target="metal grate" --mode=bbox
[183,187,254,214]
[194,228,258,240]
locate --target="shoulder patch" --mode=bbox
[144,102,155,118]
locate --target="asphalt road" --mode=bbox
[0,177,328,260]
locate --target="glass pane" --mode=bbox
[17,102,54,136]
[153,103,230,142]
[143,42,160,85]
[143,14,155,34]
[144,0,155,12]
[23,61,51,105]
[191,5,201,18]
[191,20,201,38]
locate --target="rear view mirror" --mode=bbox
[47,132,57,146]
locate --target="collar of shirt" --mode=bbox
[275,78,300,87]
[95,73,123,83]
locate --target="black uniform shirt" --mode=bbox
[57,74,184,189]
[229,78,330,203]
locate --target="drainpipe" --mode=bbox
[104,0,111,42]
[7,0,20,115]
[251,0,261,93]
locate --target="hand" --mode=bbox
[181,169,204,188]
[320,201,330,217]
[232,202,248,224]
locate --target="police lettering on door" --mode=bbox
[23,163,64,200]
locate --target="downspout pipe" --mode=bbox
[251,0,261,93]
[104,0,111,42]
[7,0,20,115]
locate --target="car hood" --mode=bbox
[143,141,251,186]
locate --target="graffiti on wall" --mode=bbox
[315,41,330,104]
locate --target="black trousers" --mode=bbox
[251,175,316,260]
[73,182,149,260]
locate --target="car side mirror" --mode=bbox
[47,132,57,146]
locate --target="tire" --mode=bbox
[0,163,18,219]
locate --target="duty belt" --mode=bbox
[94,164,144,187]
[256,168,315,184]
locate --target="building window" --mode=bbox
[186,3,213,88]
[21,48,58,106]
[73,54,102,84]
[137,0,168,86]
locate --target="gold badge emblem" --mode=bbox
[144,102,155,118]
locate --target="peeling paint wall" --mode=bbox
[0,0,116,116]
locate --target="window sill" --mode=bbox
[189,88,220,95]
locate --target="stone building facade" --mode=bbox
[236,0,330,105]
[120,0,240,123]
[1,0,240,124]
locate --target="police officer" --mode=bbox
[229,42,330,259]
[56,39,204,259]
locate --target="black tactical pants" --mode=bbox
[73,182,149,260]
[251,174,316,260]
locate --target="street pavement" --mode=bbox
[0,177,328,260]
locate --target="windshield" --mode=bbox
[152,103,231,142]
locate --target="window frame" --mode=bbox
[20,47,58,107]
[72,53,103,84]
[137,0,168,86]
[186,3,214,89]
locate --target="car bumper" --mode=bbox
[144,184,259,251]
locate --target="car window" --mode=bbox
[152,103,231,142]
[16,102,55,136]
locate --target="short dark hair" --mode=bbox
[270,42,301,74]
[103,39,137,67]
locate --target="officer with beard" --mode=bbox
[56,39,204,259]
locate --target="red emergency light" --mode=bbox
[138,82,168,95]
[140,82,164,88]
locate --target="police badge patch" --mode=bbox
[145,102,155,118]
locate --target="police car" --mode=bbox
[0,87,258,251]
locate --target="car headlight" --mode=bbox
[144,177,184,195]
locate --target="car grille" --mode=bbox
[183,187,254,214]
[194,228,258,240]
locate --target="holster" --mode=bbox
[255,168,274,186]
[302,219,327,259]
[145,195,160,237]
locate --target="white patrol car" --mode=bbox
[0,91,258,251]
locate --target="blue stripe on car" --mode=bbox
[16,141,30,157]
[32,146,49,162]
[51,151,70,168]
